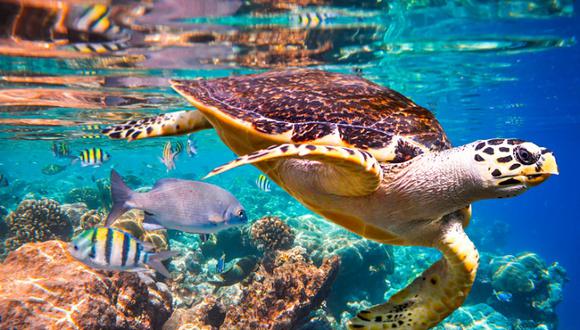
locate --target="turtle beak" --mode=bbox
[522,152,559,187]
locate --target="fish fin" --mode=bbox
[146,250,178,278]
[105,169,134,226]
[143,213,166,231]
[152,178,183,189]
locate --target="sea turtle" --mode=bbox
[103,69,558,329]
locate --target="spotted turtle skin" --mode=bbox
[173,69,451,162]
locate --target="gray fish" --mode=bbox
[105,170,248,233]
[209,255,259,287]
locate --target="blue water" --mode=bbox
[0,0,578,329]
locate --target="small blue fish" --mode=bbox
[256,174,271,192]
[494,290,512,303]
[186,136,197,157]
[216,253,226,273]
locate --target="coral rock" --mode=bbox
[222,248,340,329]
[436,304,511,330]
[251,216,295,252]
[3,198,72,253]
[163,296,226,330]
[0,240,172,329]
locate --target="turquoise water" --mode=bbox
[0,0,578,329]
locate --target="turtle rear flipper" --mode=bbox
[205,143,383,197]
[348,209,478,330]
[102,110,211,141]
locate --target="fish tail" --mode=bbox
[146,250,179,278]
[106,169,134,226]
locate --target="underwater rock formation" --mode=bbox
[60,202,88,228]
[65,186,101,209]
[288,214,395,317]
[163,296,226,330]
[78,209,105,234]
[467,251,568,329]
[3,198,72,253]
[222,248,339,328]
[436,304,511,330]
[167,247,339,329]
[251,215,295,251]
[0,240,172,329]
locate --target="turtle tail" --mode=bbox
[102,110,212,141]
[348,212,478,330]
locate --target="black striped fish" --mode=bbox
[68,227,177,277]
[81,134,103,139]
[51,141,71,158]
[161,141,176,172]
[70,41,128,54]
[82,124,103,131]
[172,141,184,156]
[78,148,110,167]
[294,12,333,28]
[255,174,271,192]
[73,4,123,36]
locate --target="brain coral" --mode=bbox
[251,215,295,251]
[3,198,72,253]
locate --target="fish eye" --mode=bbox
[237,209,246,218]
[515,147,536,165]
[73,244,78,250]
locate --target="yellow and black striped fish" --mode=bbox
[294,12,332,28]
[81,134,102,139]
[78,148,110,167]
[51,141,71,158]
[256,174,271,192]
[68,227,177,277]
[70,41,128,54]
[82,124,103,131]
[172,141,184,155]
[74,4,122,36]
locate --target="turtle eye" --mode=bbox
[515,147,537,165]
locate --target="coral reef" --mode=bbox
[78,209,105,233]
[251,215,295,251]
[435,304,511,330]
[0,240,172,329]
[167,247,339,329]
[288,214,395,317]
[65,186,101,209]
[163,296,226,330]
[470,251,568,329]
[60,202,88,227]
[3,198,72,253]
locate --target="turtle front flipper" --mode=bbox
[349,210,478,330]
[102,110,212,141]
[206,144,383,196]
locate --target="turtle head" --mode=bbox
[469,138,558,198]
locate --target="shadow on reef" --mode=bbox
[0,196,569,329]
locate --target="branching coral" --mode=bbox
[250,215,295,252]
[3,198,72,252]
